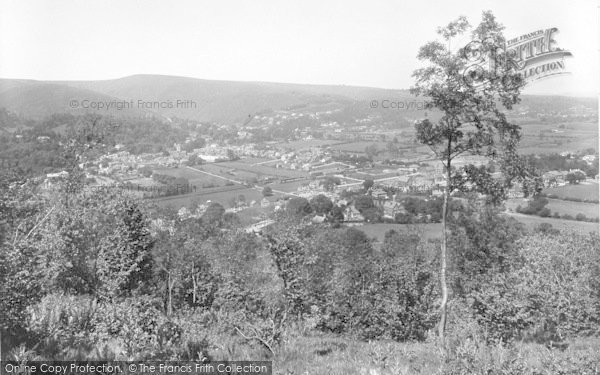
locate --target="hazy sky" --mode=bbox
[0,0,598,96]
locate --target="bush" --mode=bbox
[470,232,600,344]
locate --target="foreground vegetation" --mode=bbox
[1,168,599,374]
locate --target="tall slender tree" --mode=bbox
[411,11,532,344]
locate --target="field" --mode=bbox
[273,335,600,374]
[546,199,599,219]
[154,186,271,209]
[217,160,308,179]
[505,196,599,220]
[518,121,598,154]
[506,212,599,233]
[357,223,442,243]
[543,182,599,201]
[153,167,228,188]
[329,141,388,153]
[268,179,310,193]
[277,139,341,150]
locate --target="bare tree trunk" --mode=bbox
[192,261,197,304]
[167,272,173,316]
[438,163,451,345]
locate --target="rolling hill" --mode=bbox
[0,75,415,123]
[0,74,596,125]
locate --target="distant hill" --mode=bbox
[0,74,596,124]
[0,75,414,123]
[0,79,146,120]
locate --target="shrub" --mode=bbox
[470,232,600,343]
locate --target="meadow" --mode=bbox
[545,198,599,219]
[517,121,598,154]
[358,223,443,243]
[506,212,599,233]
[216,162,307,179]
[278,139,341,150]
[543,182,599,201]
[153,167,227,188]
[153,185,252,208]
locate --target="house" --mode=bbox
[542,171,567,187]
[370,188,388,200]
[261,198,271,208]
[383,201,405,219]
[507,185,524,198]
[344,206,364,222]
[312,215,326,224]
[178,207,191,219]
[582,154,597,165]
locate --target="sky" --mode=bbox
[0,0,598,96]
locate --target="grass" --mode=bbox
[546,199,599,219]
[357,223,443,243]
[273,332,600,374]
[155,186,264,209]
[275,333,441,374]
[217,161,308,179]
[544,182,599,201]
[518,121,598,154]
[278,139,341,150]
[153,167,227,187]
[506,212,599,233]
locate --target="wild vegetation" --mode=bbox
[1,11,599,375]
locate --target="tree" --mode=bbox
[309,194,333,215]
[320,176,341,191]
[411,12,528,344]
[262,186,273,197]
[566,170,586,184]
[202,202,225,225]
[187,153,199,166]
[97,198,155,299]
[285,197,312,218]
[363,179,374,191]
[328,205,345,226]
[139,166,153,177]
[354,195,375,212]
[226,149,237,161]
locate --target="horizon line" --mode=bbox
[0,73,597,99]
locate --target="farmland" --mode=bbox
[153,167,228,188]
[506,212,599,233]
[277,139,341,150]
[543,182,599,201]
[154,186,265,209]
[545,199,599,219]
[217,160,308,179]
[517,121,598,154]
[357,223,443,243]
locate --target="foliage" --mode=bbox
[285,197,312,218]
[469,232,600,344]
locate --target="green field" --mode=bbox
[544,182,599,201]
[507,212,599,233]
[546,199,599,219]
[268,179,310,193]
[153,167,227,188]
[356,223,442,242]
[278,139,341,150]
[199,163,259,181]
[217,160,308,179]
[329,141,388,153]
[154,186,266,209]
[518,121,598,154]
